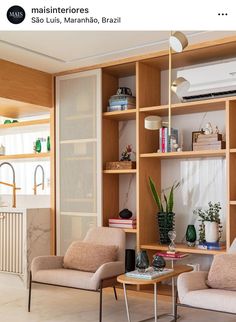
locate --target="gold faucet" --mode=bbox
[33,165,45,195]
[0,162,21,208]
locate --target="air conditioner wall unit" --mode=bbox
[177,60,236,102]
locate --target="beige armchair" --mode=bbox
[176,240,236,320]
[28,227,126,322]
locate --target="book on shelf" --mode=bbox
[107,104,136,112]
[126,268,173,280]
[197,241,226,250]
[109,218,136,229]
[193,141,225,151]
[155,251,188,258]
[159,127,178,152]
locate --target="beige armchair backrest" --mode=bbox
[83,227,126,262]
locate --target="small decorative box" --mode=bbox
[105,161,136,170]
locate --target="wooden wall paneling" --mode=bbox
[0,59,53,108]
[229,206,236,245]
[137,62,160,108]
[102,72,118,112]
[138,158,161,245]
[228,100,236,148]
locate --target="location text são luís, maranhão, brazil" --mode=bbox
[31,6,121,24]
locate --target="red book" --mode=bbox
[155,252,188,259]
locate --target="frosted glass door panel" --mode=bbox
[60,215,97,254]
[59,76,97,141]
[60,141,97,213]
[56,69,101,255]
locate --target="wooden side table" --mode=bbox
[117,265,192,322]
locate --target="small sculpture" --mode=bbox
[152,255,166,271]
[204,122,213,135]
[214,126,220,134]
[120,145,132,161]
[168,230,177,253]
[119,208,132,219]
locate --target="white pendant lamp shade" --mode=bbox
[144,115,162,130]
[169,31,188,53]
[171,77,190,97]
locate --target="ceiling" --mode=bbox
[0,31,235,74]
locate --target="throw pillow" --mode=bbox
[207,254,236,290]
[63,241,118,272]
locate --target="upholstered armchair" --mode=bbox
[176,239,236,320]
[28,227,126,322]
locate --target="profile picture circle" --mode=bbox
[7,5,25,24]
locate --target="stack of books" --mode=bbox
[197,241,226,250]
[155,251,188,259]
[108,218,136,229]
[108,94,136,112]
[193,133,225,151]
[159,127,179,152]
[126,268,173,280]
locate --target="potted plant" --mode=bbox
[149,177,180,244]
[194,202,223,243]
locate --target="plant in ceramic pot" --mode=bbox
[194,202,223,243]
[149,177,180,244]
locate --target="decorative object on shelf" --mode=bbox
[159,127,179,152]
[135,250,149,272]
[194,202,223,243]
[186,225,197,246]
[120,144,132,161]
[125,249,135,272]
[117,87,132,96]
[119,208,133,219]
[152,254,166,271]
[34,138,42,153]
[204,122,214,135]
[47,136,50,152]
[168,230,177,253]
[0,144,5,155]
[108,87,136,112]
[168,31,190,135]
[197,241,226,250]
[4,120,11,124]
[192,130,204,149]
[12,120,18,123]
[193,132,225,151]
[105,161,136,170]
[155,251,188,259]
[149,176,180,244]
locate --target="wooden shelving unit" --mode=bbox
[123,228,137,234]
[141,243,226,255]
[99,37,236,259]
[103,169,137,174]
[140,150,226,159]
[0,118,50,129]
[0,152,50,161]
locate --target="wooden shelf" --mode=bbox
[140,150,226,159]
[0,152,50,161]
[140,98,227,116]
[103,169,137,174]
[230,149,236,153]
[141,243,226,255]
[230,201,236,205]
[123,228,137,233]
[0,118,50,135]
[103,109,136,121]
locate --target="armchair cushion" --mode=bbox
[63,241,118,272]
[207,254,236,290]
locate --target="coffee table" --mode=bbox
[117,265,192,322]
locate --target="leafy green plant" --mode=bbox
[193,202,223,243]
[149,177,180,213]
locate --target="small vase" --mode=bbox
[152,255,166,271]
[186,225,197,246]
[47,136,50,152]
[135,251,149,272]
[35,139,41,153]
[205,221,219,243]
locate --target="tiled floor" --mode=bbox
[0,277,235,322]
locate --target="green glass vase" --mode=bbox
[35,139,41,153]
[47,136,50,152]
[186,224,197,247]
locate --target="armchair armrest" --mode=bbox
[177,271,209,303]
[92,261,125,289]
[31,256,64,278]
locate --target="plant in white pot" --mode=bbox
[194,202,223,243]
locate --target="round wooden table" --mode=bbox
[117,265,192,322]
